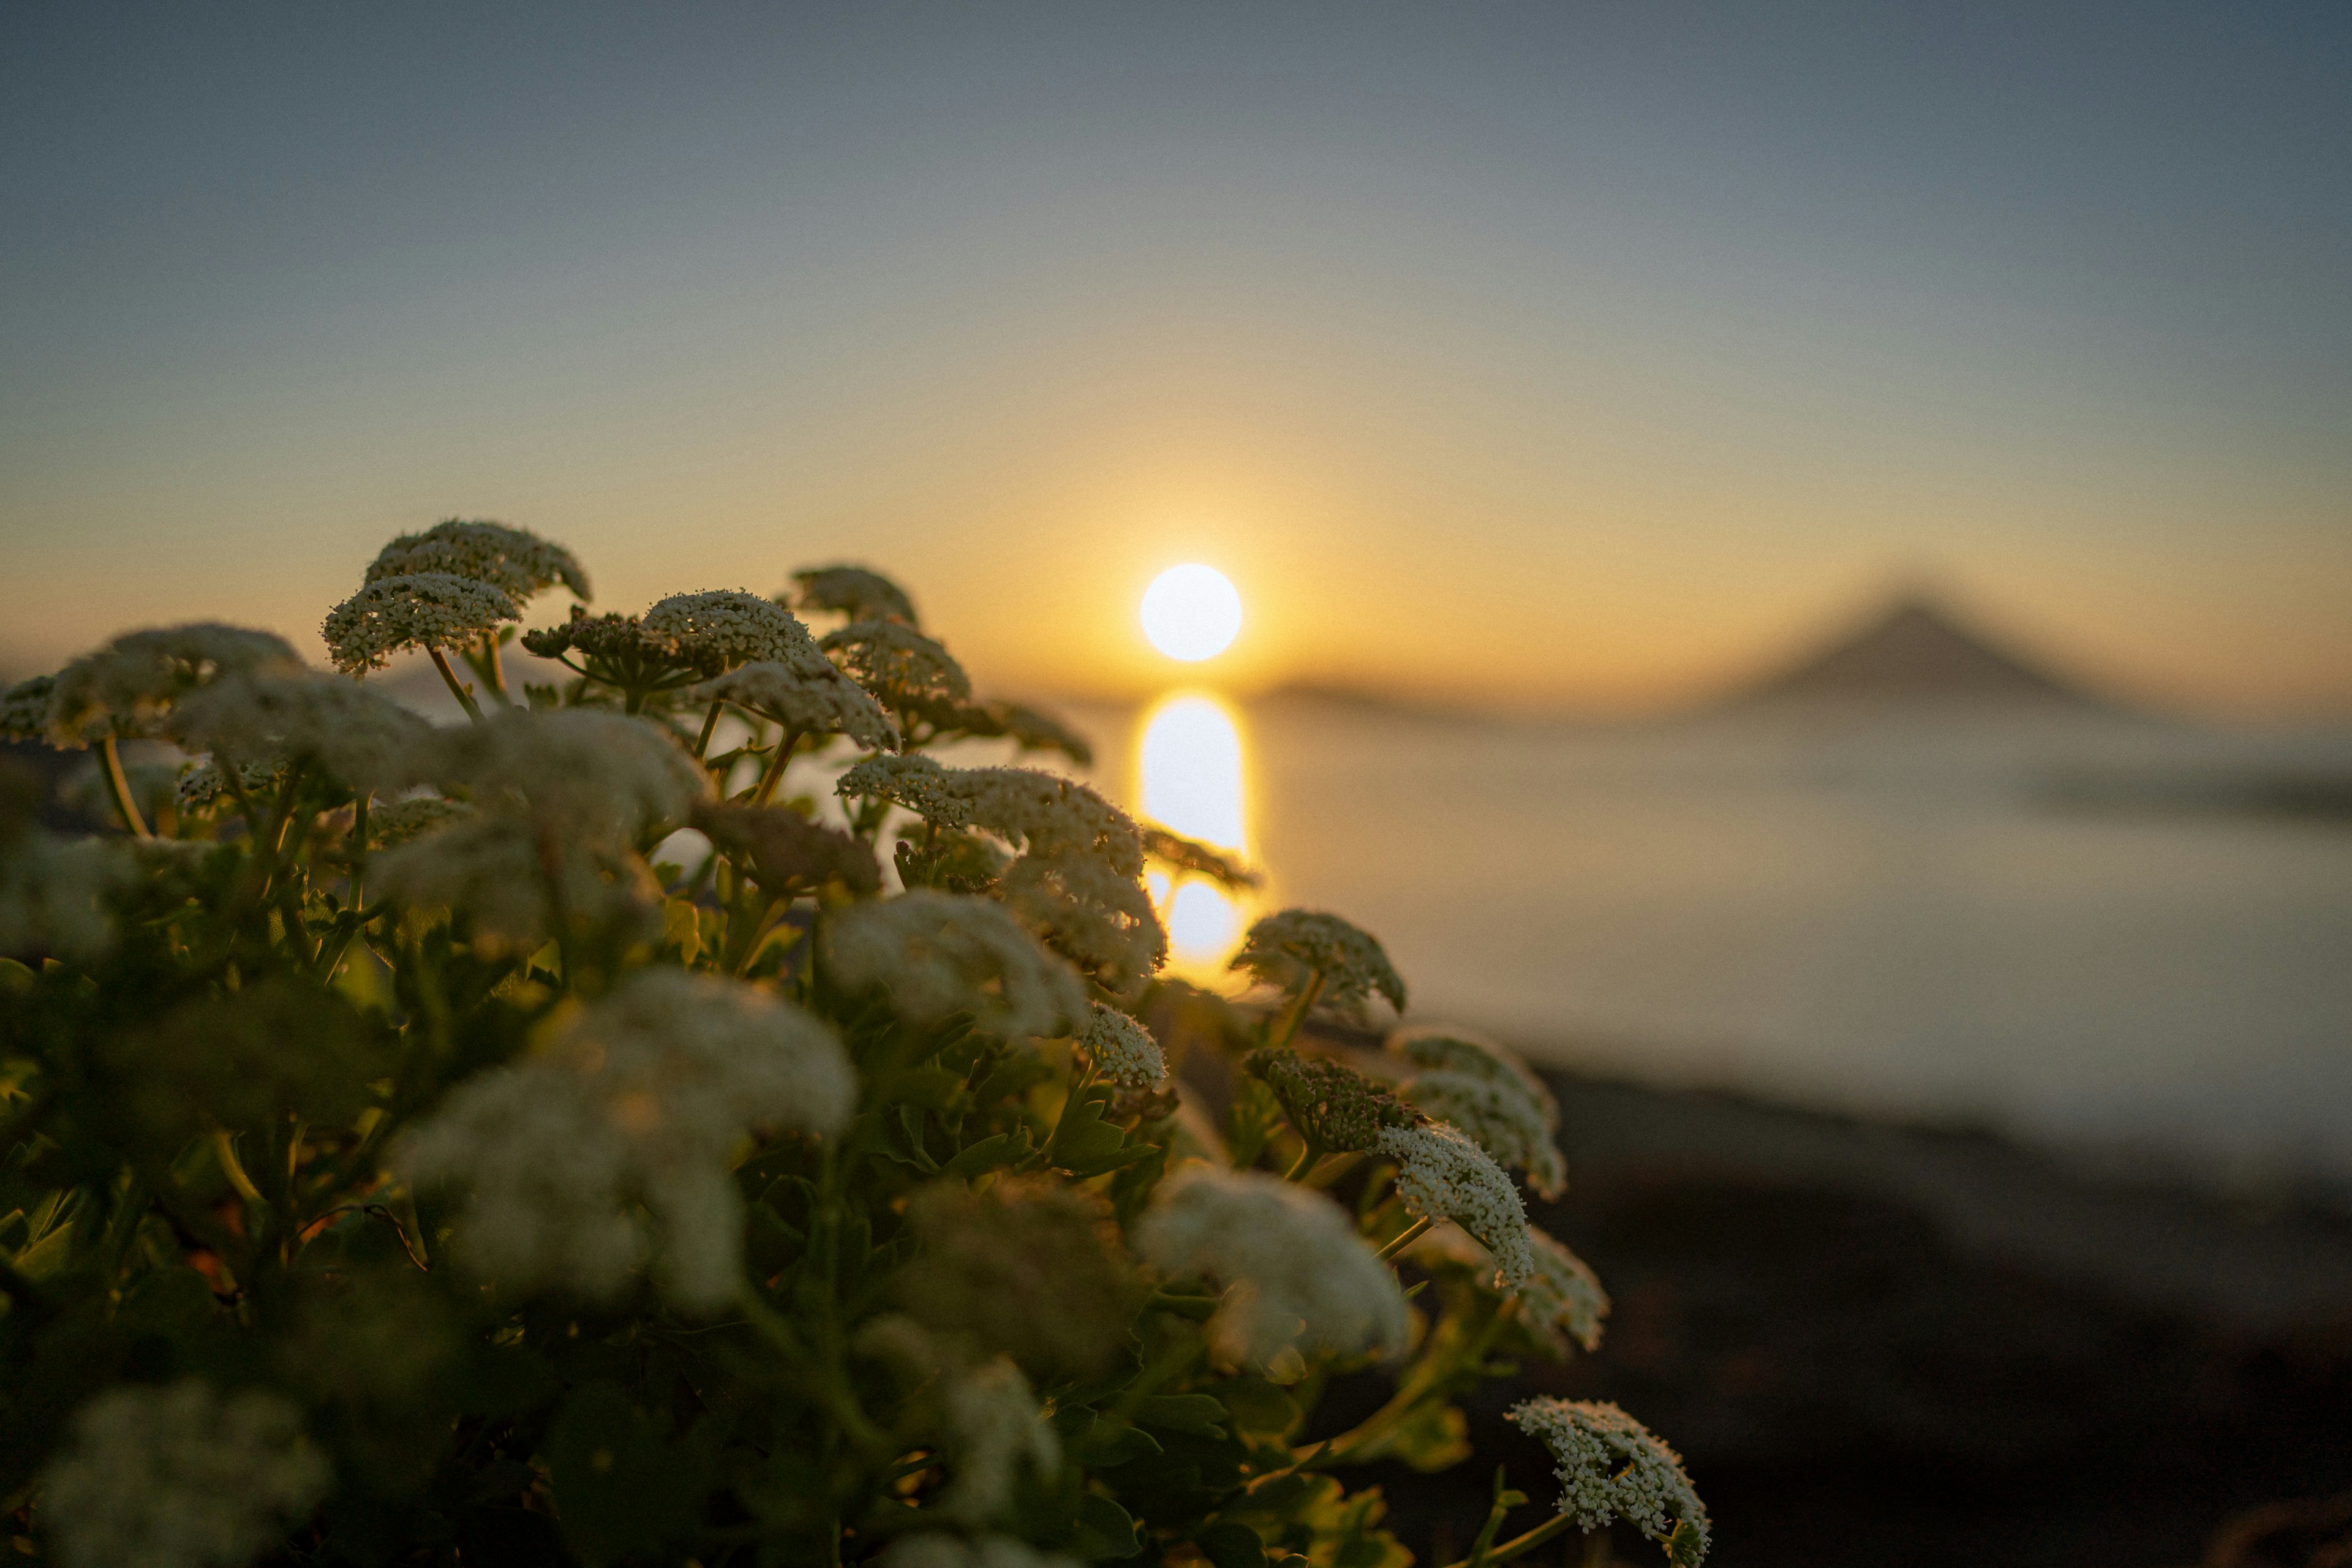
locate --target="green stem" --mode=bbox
[1267,970,1326,1053]
[1441,1512,1578,1568]
[478,629,513,705]
[1283,1144,1322,1182]
[99,736,151,837]
[428,647,486,722]
[751,727,802,805]
[694,700,725,763]
[1376,1215,1434,1261]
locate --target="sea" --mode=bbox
[1073,693,2352,1186]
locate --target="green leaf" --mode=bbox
[884,1063,966,1110]
[1058,1142,1158,1178]
[1196,1520,1268,1568]
[942,1129,1033,1178]
[1071,1491,1145,1559]
[1215,1379,1301,1438]
[1134,1393,1229,1438]
[1072,1418,1163,1466]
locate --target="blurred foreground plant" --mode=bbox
[0,520,1705,1567]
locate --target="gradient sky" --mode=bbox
[4,2,2347,712]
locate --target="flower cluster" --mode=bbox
[1387,1025,1567,1198]
[1246,1047,1418,1152]
[826,889,1088,1038]
[42,624,303,744]
[791,564,919,625]
[685,660,900,750]
[168,670,431,799]
[1074,1003,1167,1088]
[1134,1166,1411,1374]
[1232,909,1408,1017]
[321,573,521,674]
[364,518,591,601]
[1371,1121,1535,1289]
[1506,1398,1710,1564]
[399,969,854,1310]
[644,589,827,674]
[37,1379,330,1568]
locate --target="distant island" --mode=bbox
[1726,593,2101,710]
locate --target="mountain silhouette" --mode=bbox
[1735,594,2098,708]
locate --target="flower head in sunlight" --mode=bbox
[365,518,590,603]
[643,590,826,675]
[837,753,974,828]
[686,660,900,751]
[998,851,1166,989]
[46,624,304,743]
[821,619,973,723]
[1074,1003,1167,1088]
[1506,1398,1708,1564]
[1232,909,1407,1018]
[790,564,919,626]
[693,802,880,897]
[1371,1121,1532,1288]
[1133,1164,1409,1374]
[322,574,521,675]
[418,709,708,845]
[826,890,1088,1039]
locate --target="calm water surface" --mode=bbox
[1097,696,2352,1181]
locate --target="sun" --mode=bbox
[1140,564,1243,662]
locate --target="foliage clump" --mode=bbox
[0,525,1703,1567]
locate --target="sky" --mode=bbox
[2,2,2347,714]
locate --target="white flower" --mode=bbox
[1518,1227,1610,1354]
[39,1378,330,1568]
[416,708,709,845]
[881,1536,1079,1568]
[837,753,973,827]
[821,619,972,711]
[938,1357,1061,1524]
[399,969,855,1311]
[790,564,919,626]
[364,518,590,601]
[997,851,1166,989]
[1388,1025,1556,1120]
[1133,1164,1410,1375]
[167,671,431,797]
[320,573,521,674]
[1074,1002,1166,1088]
[0,832,130,962]
[1370,1123,1534,1289]
[643,590,826,674]
[1398,1068,1565,1200]
[685,660,900,751]
[826,891,1088,1039]
[44,624,303,745]
[1231,909,1407,1016]
[371,814,661,956]
[1506,1398,1709,1564]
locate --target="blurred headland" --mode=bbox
[1725,591,2101,712]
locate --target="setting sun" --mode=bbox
[1139,564,1242,662]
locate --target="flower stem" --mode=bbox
[99,736,151,837]
[751,727,801,806]
[1441,1512,1578,1568]
[694,699,725,762]
[1376,1215,1434,1261]
[1267,970,1325,1053]
[428,647,486,723]
[1283,1144,1322,1182]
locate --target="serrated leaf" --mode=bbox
[1072,1419,1163,1466]
[1071,1491,1144,1559]
[1196,1521,1267,1568]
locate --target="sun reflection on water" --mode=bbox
[1136,691,1257,974]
